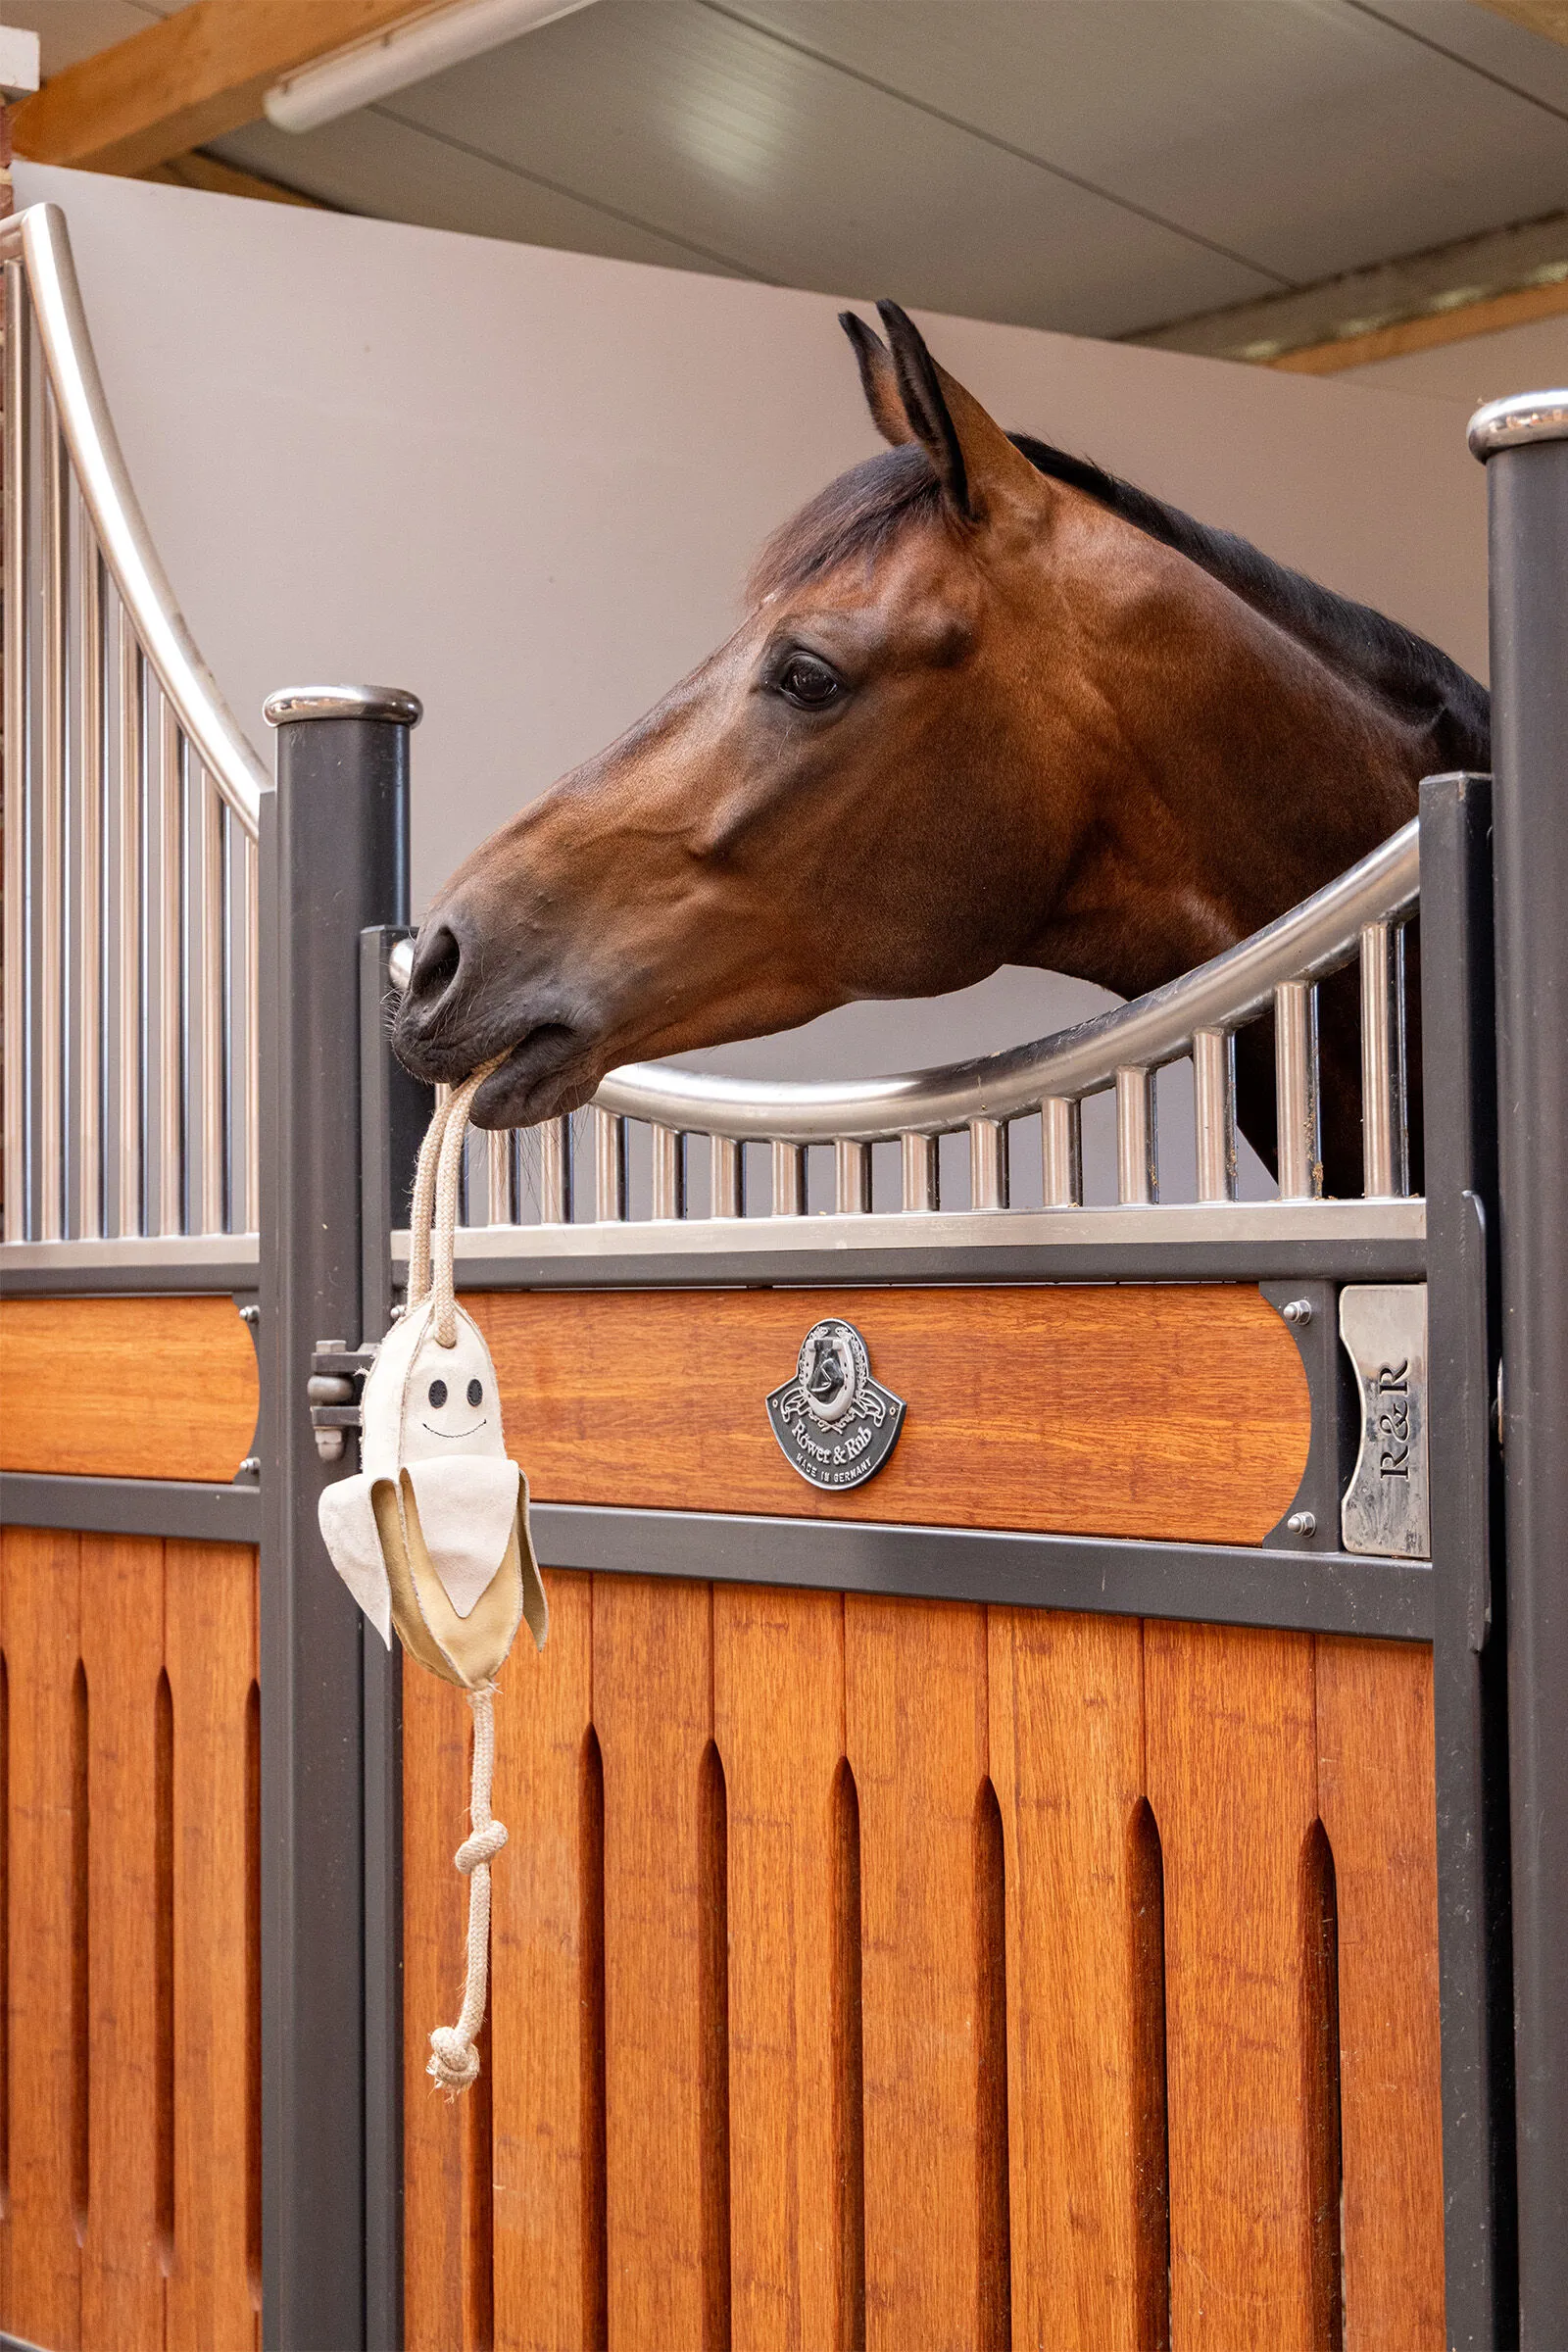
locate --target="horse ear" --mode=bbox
[875,300,1039,523]
[839,312,916,448]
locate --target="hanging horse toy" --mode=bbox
[318,1062,548,2095]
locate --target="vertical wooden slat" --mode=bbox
[1145,1622,1319,2349]
[1316,1637,1445,2348]
[3,1523,82,2348]
[78,1534,166,2350]
[846,1594,991,2349]
[714,1583,845,2352]
[593,1573,714,2344]
[988,1606,1152,2349]
[404,1668,475,2350]
[165,1539,259,2352]
[491,1568,602,2352]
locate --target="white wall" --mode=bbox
[15,163,1491,1110]
[1344,308,1568,408]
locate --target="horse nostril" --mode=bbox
[408,921,462,1006]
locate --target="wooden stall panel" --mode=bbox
[79,1536,167,2352]
[989,1607,1155,2351]
[847,1594,998,2352]
[714,1584,846,2352]
[470,1287,1309,1544]
[1147,1623,1323,2352]
[491,1569,602,2352]
[1316,1638,1445,2349]
[0,1295,259,1482]
[592,1574,718,2349]
[3,1524,83,2350]
[405,1667,485,2351]
[165,1540,260,2352]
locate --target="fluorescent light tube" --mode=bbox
[265,0,601,134]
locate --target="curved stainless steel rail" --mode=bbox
[597,818,1418,1141]
[0,202,267,835]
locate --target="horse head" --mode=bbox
[394,304,1463,1187]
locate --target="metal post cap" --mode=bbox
[263,684,423,727]
[1467,390,1568,461]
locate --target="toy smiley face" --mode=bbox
[318,1298,547,1690]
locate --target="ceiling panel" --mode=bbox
[216,107,758,277]
[376,0,1277,333]
[723,0,1568,288]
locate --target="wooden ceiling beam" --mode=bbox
[10,0,446,176]
[1470,1,1568,45]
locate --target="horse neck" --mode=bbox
[1018,563,1425,1001]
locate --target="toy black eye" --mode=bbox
[467,1379,483,1407]
[428,1379,448,1408]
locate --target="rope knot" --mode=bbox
[427,2026,481,2097]
[455,1819,507,1874]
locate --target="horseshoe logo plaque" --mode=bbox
[765,1318,906,1492]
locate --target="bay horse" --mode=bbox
[393,302,1490,1196]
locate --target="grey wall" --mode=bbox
[17,163,1486,1143]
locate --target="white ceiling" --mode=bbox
[22,0,1568,339]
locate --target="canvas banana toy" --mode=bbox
[318,1061,546,2094]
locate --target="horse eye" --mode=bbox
[775,652,842,709]
[428,1379,448,1408]
[467,1379,483,1407]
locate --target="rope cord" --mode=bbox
[403,1057,509,2094]
[427,1682,508,2094]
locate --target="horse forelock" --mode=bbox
[746,428,1490,768]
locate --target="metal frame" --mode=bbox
[1472,392,1568,2346]
[256,692,415,2352]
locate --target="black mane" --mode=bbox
[753,435,1491,771]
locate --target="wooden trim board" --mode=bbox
[467,1283,1310,1545]
[0,1294,259,1483]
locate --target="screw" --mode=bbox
[1287,1509,1317,1538]
[239,1302,260,1325]
[1281,1298,1313,1326]
[238,1456,260,1478]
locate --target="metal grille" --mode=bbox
[441,823,1419,1230]
[1,207,267,1247]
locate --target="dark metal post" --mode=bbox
[1472,391,1568,2343]
[1421,772,1515,2348]
[258,685,418,2352]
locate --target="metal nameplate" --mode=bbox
[765,1317,906,1492]
[1340,1283,1430,1559]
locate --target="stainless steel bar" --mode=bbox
[771,1137,807,1216]
[539,1114,572,1223]
[651,1123,686,1219]
[1274,978,1322,1201]
[3,263,29,1241]
[242,828,259,1233]
[1041,1097,1082,1207]
[900,1129,938,1213]
[834,1137,870,1215]
[115,610,142,1236]
[1115,1066,1157,1205]
[968,1115,1008,1210]
[1359,919,1409,1198]
[37,394,66,1239]
[156,699,181,1234]
[11,205,268,834]
[593,1105,627,1221]
[485,1126,512,1226]
[710,1133,744,1219]
[75,524,105,1238]
[1192,1026,1237,1204]
[197,768,223,1233]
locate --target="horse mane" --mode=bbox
[752,435,1492,771]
